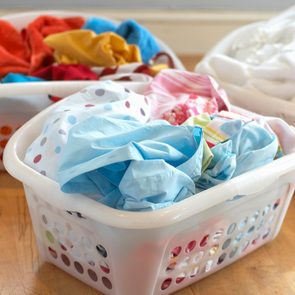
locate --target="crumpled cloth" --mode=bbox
[144,69,230,124]
[23,80,206,211]
[0,15,84,77]
[196,6,295,102]
[184,112,279,191]
[44,30,142,67]
[83,18,161,63]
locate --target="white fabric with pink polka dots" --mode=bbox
[24,81,151,180]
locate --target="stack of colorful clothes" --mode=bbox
[0,15,174,85]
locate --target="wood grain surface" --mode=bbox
[1,55,295,295]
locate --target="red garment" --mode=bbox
[32,64,98,80]
[0,16,85,77]
[22,16,85,72]
[0,20,29,77]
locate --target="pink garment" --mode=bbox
[144,69,230,124]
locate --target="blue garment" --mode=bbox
[1,73,45,83]
[58,116,204,211]
[116,19,161,63]
[82,17,117,35]
[196,120,278,191]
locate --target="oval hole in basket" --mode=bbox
[74,261,84,274]
[100,261,110,274]
[166,261,177,273]
[96,244,108,258]
[88,269,98,282]
[102,277,113,290]
[176,273,186,284]
[161,278,172,290]
[273,199,280,210]
[185,240,196,253]
[200,235,210,247]
[171,246,182,258]
[217,253,226,265]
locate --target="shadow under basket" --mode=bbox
[4,82,295,295]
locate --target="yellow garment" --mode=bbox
[44,30,142,67]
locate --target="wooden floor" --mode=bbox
[1,55,295,295]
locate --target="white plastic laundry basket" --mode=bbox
[4,82,295,295]
[0,10,185,170]
[195,21,295,126]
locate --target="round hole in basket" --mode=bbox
[247,226,255,235]
[203,259,214,272]
[176,273,186,284]
[84,252,96,266]
[185,240,196,253]
[273,199,280,210]
[212,229,224,241]
[217,253,226,265]
[45,230,55,244]
[99,261,110,274]
[262,228,271,240]
[209,244,219,256]
[229,247,238,259]
[96,244,108,258]
[268,214,276,224]
[238,217,248,230]
[200,234,210,247]
[250,210,260,223]
[252,234,261,245]
[41,214,48,225]
[102,277,113,290]
[227,223,236,235]
[48,247,57,259]
[262,205,271,217]
[74,261,84,274]
[222,238,231,250]
[242,240,250,252]
[190,265,199,278]
[234,232,244,243]
[59,242,67,251]
[61,254,71,266]
[193,251,204,263]
[179,256,190,270]
[161,278,172,290]
[166,261,177,273]
[257,219,264,231]
[171,246,182,258]
[88,269,98,282]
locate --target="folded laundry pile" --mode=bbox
[0,15,172,84]
[24,70,295,211]
[196,6,295,102]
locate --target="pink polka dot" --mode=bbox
[125,101,130,108]
[140,108,146,116]
[144,97,149,105]
[33,154,42,164]
[85,104,94,108]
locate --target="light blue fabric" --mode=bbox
[82,17,117,35]
[196,120,278,191]
[58,116,204,211]
[1,73,45,83]
[116,19,161,63]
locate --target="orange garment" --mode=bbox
[44,30,142,67]
[0,16,85,77]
